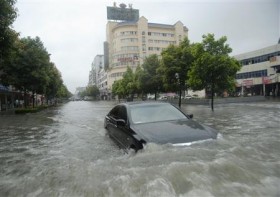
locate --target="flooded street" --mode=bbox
[0,101,279,197]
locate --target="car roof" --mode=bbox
[118,101,171,108]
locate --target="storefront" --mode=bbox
[0,84,13,111]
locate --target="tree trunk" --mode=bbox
[211,83,214,111]
[154,91,157,101]
[178,87,182,108]
[24,90,27,108]
[32,92,35,108]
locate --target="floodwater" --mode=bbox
[0,100,279,197]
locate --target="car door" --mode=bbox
[116,106,134,149]
[106,106,121,140]
[106,105,135,149]
[105,105,128,148]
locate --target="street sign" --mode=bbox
[262,77,271,84]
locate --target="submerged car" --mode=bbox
[104,102,218,151]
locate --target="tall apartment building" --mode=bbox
[88,69,96,86]
[97,68,108,100]
[234,42,280,96]
[89,55,104,87]
[105,16,188,96]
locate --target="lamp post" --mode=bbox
[175,72,182,108]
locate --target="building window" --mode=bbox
[240,51,280,66]
[147,32,175,37]
[121,46,139,51]
[236,69,267,79]
[148,47,162,51]
[120,31,137,36]
[142,44,146,52]
[110,72,124,78]
[120,38,138,43]
[142,36,146,43]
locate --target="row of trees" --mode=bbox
[112,35,241,110]
[79,85,100,99]
[0,0,71,107]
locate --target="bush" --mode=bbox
[15,105,49,114]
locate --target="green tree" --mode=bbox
[122,66,137,101]
[45,62,63,100]
[112,67,139,101]
[189,34,241,111]
[1,36,52,107]
[139,54,162,100]
[57,84,71,98]
[20,37,50,107]
[112,79,125,101]
[79,85,99,99]
[79,90,87,98]
[86,85,100,99]
[0,0,18,72]
[160,38,194,107]
[0,2,71,105]
[39,61,71,102]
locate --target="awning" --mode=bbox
[0,84,9,92]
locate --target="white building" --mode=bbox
[105,15,188,97]
[88,69,96,86]
[97,68,108,100]
[234,42,280,96]
[89,55,104,87]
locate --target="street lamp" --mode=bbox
[175,73,179,80]
[175,72,182,108]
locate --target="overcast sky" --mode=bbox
[13,0,279,93]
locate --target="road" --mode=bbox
[0,101,279,196]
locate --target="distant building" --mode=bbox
[88,69,96,86]
[234,43,280,96]
[75,87,86,94]
[97,68,108,100]
[87,4,189,99]
[88,55,104,87]
[105,16,188,97]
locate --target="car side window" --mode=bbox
[119,106,127,122]
[109,106,127,122]
[109,106,120,119]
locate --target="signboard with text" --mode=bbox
[242,79,253,87]
[262,77,271,84]
[107,6,139,21]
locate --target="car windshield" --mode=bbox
[130,104,187,124]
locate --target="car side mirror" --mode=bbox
[188,114,193,119]
[116,119,126,126]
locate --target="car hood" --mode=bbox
[131,119,218,145]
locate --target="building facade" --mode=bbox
[89,55,104,87]
[234,43,280,96]
[88,69,96,86]
[105,16,188,97]
[97,68,108,100]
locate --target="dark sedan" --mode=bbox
[104,102,218,151]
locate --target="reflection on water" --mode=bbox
[0,101,280,196]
